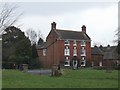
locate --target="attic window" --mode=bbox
[81,41,86,46]
[64,40,70,45]
[73,40,77,46]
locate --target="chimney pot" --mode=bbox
[82,25,86,33]
[107,44,110,47]
[51,22,56,30]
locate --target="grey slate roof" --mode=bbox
[99,46,118,60]
[55,29,90,40]
[91,46,103,55]
[92,45,119,60]
[36,29,91,49]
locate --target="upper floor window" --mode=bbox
[81,47,86,56]
[81,56,86,66]
[73,40,77,46]
[64,46,70,56]
[81,41,86,46]
[64,40,70,45]
[73,47,77,56]
[43,49,46,56]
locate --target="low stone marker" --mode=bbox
[51,64,62,77]
[22,64,28,72]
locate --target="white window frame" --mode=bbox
[64,46,70,56]
[81,41,86,46]
[43,49,46,56]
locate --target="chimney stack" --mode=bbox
[82,25,86,33]
[51,22,56,30]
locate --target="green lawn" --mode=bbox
[2,68,118,88]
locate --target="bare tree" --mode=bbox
[26,28,44,45]
[0,3,22,34]
[26,28,37,45]
[37,30,44,42]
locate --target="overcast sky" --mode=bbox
[1,1,119,46]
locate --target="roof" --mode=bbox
[91,46,103,55]
[55,29,90,40]
[99,46,118,60]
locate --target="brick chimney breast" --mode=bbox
[82,25,86,33]
[51,22,56,30]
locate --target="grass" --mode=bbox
[2,68,118,88]
[0,70,2,89]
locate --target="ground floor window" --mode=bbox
[81,60,86,66]
[99,61,102,66]
[64,60,70,66]
[64,57,70,66]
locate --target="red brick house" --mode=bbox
[37,22,91,68]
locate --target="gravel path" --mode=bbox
[27,69,52,75]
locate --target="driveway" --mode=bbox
[27,69,52,75]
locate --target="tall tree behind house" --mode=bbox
[2,26,32,69]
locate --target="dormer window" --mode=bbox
[64,40,70,45]
[81,40,86,46]
[73,40,77,46]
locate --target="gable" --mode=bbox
[46,29,59,40]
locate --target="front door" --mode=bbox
[73,60,78,69]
